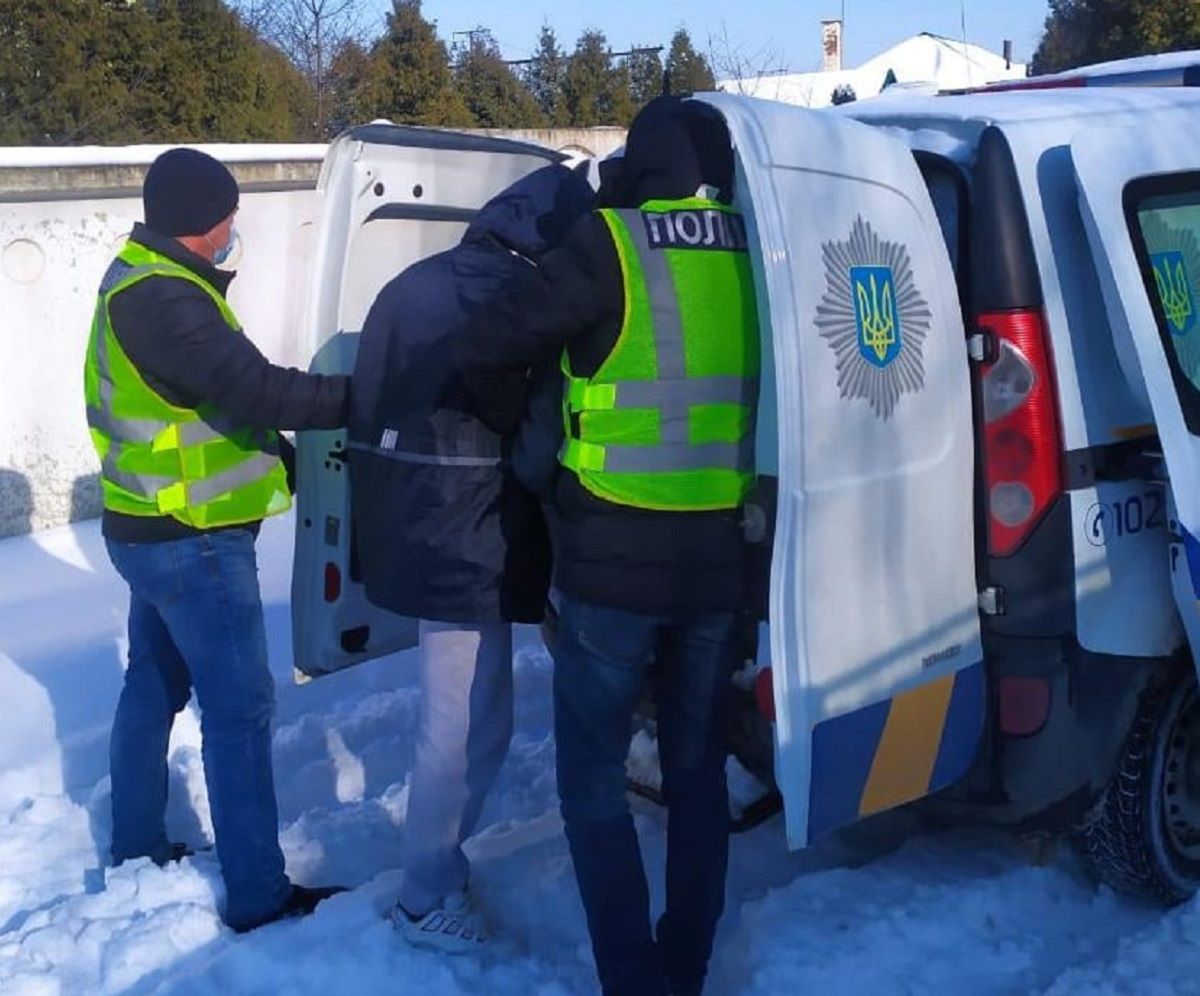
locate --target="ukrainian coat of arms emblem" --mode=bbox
[815,216,931,419]
[1141,212,1200,384]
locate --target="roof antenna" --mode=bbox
[961,0,973,87]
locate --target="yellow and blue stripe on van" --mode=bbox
[1181,528,1200,597]
[807,660,985,841]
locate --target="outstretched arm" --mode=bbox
[457,213,621,432]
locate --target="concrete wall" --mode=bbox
[0,129,625,537]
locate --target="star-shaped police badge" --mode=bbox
[815,216,931,419]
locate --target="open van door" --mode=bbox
[1072,115,1200,661]
[292,125,560,679]
[695,95,985,849]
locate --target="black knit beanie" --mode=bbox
[143,148,239,237]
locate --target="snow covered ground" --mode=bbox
[2,515,1200,995]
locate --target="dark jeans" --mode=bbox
[553,595,736,996]
[105,529,291,929]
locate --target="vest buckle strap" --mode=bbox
[560,437,607,473]
[155,481,188,514]
[566,379,617,413]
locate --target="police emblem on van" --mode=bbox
[851,266,900,368]
[816,217,930,419]
[1150,251,1196,337]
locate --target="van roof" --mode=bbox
[844,84,1200,128]
[833,85,1200,164]
[840,85,1200,159]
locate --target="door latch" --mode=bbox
[978,586,1005,616]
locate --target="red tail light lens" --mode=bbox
[324,562,342,602]
[755,667,776,724]
[978,310,1063,557]
[997,676,1051,736]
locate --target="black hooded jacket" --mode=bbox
[349,164,594,623]
[459,98,751,615]
[102,223,349,543]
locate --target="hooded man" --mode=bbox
[348,163,595,952]
[84,148,347,932]
[457,98,761,996]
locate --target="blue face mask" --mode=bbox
[211,224,238,266]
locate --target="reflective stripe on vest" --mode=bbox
[560,200,760,512]
[84,241,291,527]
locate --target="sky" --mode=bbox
[367,0,1052,74]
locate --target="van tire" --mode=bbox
[1078,662,1200,905]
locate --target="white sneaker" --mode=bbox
[391,892,490,954]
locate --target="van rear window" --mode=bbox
[1127,175,1200,429]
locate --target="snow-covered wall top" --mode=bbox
[0,144,329,169]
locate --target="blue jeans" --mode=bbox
[553,595,736,996]
[105,529,291,929]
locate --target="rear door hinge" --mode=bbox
[978,586,1005,616]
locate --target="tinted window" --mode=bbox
[1133,190,1200,386]
[1126,173,1200,433]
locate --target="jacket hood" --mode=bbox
[464,163,595,257]
[597,96,734,208]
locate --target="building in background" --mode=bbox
[719,31,1028,107]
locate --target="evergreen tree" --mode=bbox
[562,30,634,126]
[830,83,857,105]
[1033,0,1200,75]
[525,24,568,126]
[326,38,377,135]
[364,0,473,126]
[665,28,715,94]
[626,46,665,110]
[0,0,311,144]
[141,0,311,141]
[0,0,137,144]
[456,32,544,128]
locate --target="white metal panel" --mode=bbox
[699,94,983,848]
[292,127,559,679]
[1071,484,1181,656]
[1072,116,1200,662]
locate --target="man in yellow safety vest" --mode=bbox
[458,97,760,996]
[84,148,348,932]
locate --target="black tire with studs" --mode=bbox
[1078,661,1200,905]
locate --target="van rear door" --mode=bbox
[292,126,560,679]
[1072,112,1200,661]
[696,94,985,849]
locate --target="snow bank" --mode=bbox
[1,516,1199,994]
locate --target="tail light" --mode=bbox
[978,310,1063,557]
[997,676,1051,736]
[755,667,776,724]
[324,562,342,602]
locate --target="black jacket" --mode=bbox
[349,164,594,624]
[459,98,751,615]
[102,223,349,543]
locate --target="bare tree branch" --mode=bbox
[706,22,788,96]
[233,0,368,136]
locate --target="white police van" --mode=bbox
[293,55,1200,905]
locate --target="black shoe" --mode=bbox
[231,884,347,934]
[154,842,195,867]
[113,842,195,870]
